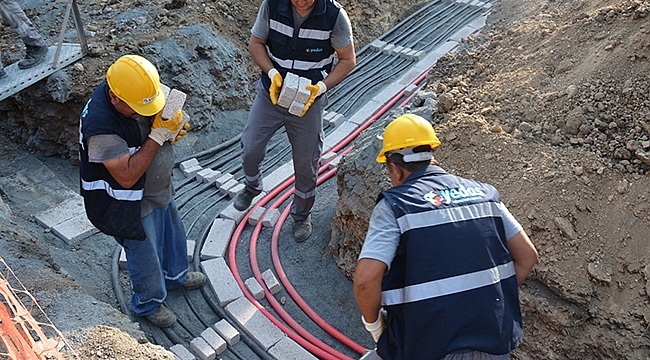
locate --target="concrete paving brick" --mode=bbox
[219,179,239,195]
[288,99,305,117]
[179,158,199,171]
[360,349,383,359]
[195,168,214,182]
[323,111,336,122]
[213,319,240,346]
[201,327,227,355]
[268,336,317,360]
[261,208,280,228]
[278,72,299,108]
[225,297,285,351]
[201,257,244,306]
[381,43,395,55]
[201,170,221,184]
[170,344,196,360]
[329,113,345,127]
[369,39,386,51]
[404,84,418,97]
[182,165,202,178]
[245,277,265,300]
[219,203,246,224]
[346,99,382,125]
[122,240,196,268]
[322,121,358,152]
[34,196,86,228]
[247,206,266,226]
[294,76,312,103]
[391,45,404,56]
[261,269,281,294]
[190,337,216,360]
[200,218,236,260]
[404,49,419,60]
[214,173,234,187]
[320,151,337,164]
[227,183,245,198]
[51,214,99,244]
[262,161,293,192]
[398,47,414,59]
[327,155,342,170]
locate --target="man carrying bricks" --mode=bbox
[353,115,538,359]
[78,55,204,328]
[234,0,356,242]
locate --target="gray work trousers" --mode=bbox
[0,0,45,67]
[240,79,326,221]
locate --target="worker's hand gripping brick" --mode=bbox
[268,68,283,105]
[149,88,190,145]
[149,109,186,145]
[300,81,327,117]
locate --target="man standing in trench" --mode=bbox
[233,0,356,242]
[353,114,539,359]
[79,55,203,328]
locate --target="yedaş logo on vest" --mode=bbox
[306,48,323,53]
[424,185,485,206]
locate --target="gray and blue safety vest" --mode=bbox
[377,166,523,359]
[262,0,340,88]
[79,81,146,240]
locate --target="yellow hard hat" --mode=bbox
[106,55,165,116]
[376,114,441,163]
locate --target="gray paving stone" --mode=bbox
[245,277,265,300]
[200,218,236,260]
[268,336,317,360]
[200,327,227,355]
[369,39,386,51]
[179,158,199,171]
[262,161,294,192]
[214,173,234,187]
[190,337,216,360]
[182,165,202,178]
[294,76,312,103]
[202,257,243,306]
[327,155,342,170]
[381,43,395,55]
[51,214,99,244]
[288,99,305,117]
[346,99,382,126]
[247,206,266,226]
[219,204,245,224]
[261,269,281,294]
[219,179,239,194]
[322,121,358,152]
[201,170,221,184]
[34,196,86,228]
[227,183,245,198]
[213,319,240,346]
[404,84,418,96]
[170,344,196,360]
[262,208,281,228]
[278,72,299,108]
[225,297,285,351]
[195,168,214,182]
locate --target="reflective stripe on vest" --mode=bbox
[396,201,508,232]
[81,179,143,201]
[382,261,516,306]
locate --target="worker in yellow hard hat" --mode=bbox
[79,55,202,328]
[353,114,539,359]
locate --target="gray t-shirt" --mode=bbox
[86,117,174,218]
[251,0,353,49]
[358,198,524,270]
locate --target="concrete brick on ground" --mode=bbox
[245,277,265,300]
[327,155,342,170]
[330,113,345,127]
[182,165,202,178]
[268,336,317,360]
[219,179,239,194]
[369,39,386,51]
[346,99,382,125]
[247,206,266,226]
[179,158,199,171]
[262,161,294,192]
[381,43,395,55]
[170,344,196,360]
[262,208,280,228]
[34,196,86,228]
[261,269,281,294]
[200,218,236,260]
[51,214,99,244]
[322,121,358,152]
[214,173,234,187]
[213,319,240,346]
[227,183,245,198]
[190,337,216,360]
[320,151,337,164]
[201,327,227,355]
[201,257,243,306]
[404,84,418,96]
[201,170,221,184]
[225,297,285,351]
[195,168,214,182]
[218,192,266,224]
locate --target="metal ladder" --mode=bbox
[0,0,88,102]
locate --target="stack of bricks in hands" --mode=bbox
[160,84,189,136]
[277,72,313,116]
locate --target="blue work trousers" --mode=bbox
[115,200,189,316]
[241,79,326,221]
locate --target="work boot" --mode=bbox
[182,271,206,290]
[18,45,48,69]
[0,68,6,79]
[234,188,255,211]
[145,305,177,328]
[292,214,312,243]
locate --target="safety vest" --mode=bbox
[79,81,146,240]
[377,166,523,360]
[261,0,340,88]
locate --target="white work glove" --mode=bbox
[148,109,185,146]
[268,68,283,105]
[300,80,327,117]
[362,311,385,343]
